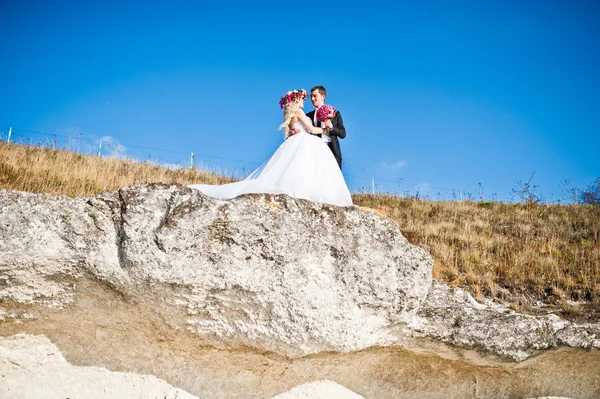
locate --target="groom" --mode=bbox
[305,86,346,169]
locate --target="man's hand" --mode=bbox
[289,128,301,136]
[323,119,333,129]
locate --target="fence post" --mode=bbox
[190,152,195,169]
[371,177,375,194]
[7,127,11,143]
[98,140,102,157]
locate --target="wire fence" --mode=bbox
[1,126,579,203]
[0,127,263,180]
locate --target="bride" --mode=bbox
[189,89,353,207]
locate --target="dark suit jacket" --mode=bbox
[305,109,346,168]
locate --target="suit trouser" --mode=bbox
[326,142,342,169]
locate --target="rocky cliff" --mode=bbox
[1,184,599,398]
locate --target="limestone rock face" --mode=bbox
[0,184,432,357]
[2,184,600,398]
[408,281,600,361]
[270,380,365,399]
[1,334,370,399]
[0,184,598,362]
[0,334,198,399]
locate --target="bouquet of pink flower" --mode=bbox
[316,104,337,122]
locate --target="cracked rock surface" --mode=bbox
[407,281,600,361]
[1,183,599,398]
[1,183,433,357]
[1,184,598,360]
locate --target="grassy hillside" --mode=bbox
[0,141,234,196]
[2,141,599,319]
[353,195,599,309]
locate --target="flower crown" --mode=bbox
[279,89,307,109]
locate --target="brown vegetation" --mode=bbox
[353,194,600,313]
[0,141,234,196]
[2,141,599,316]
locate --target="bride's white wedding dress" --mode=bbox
[189,121,353,206]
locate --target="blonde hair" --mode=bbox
[278,100,301,138]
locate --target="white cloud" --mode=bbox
[99,135,127,157]
[380,160,407,170]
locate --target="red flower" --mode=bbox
[279,89,307,108]
[316,104,336,122]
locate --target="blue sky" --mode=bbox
[1,0,598,202]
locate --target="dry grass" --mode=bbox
[353,194,600,307]
[0,141,235,196]
[2,142,599,310]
